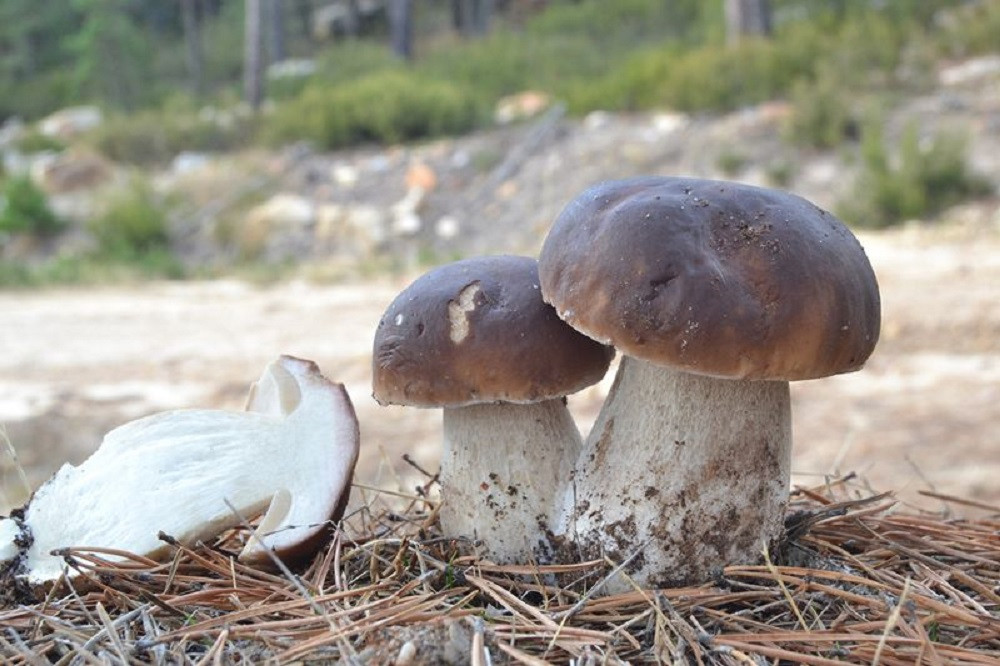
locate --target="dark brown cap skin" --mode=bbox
[538,177,881,381]
[373,255,614,407]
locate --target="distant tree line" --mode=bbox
[0,0,963,121]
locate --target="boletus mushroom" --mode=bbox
[0,355,359,591]
[539,176,880,588]
[372,255,613,563]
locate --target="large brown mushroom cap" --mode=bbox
[373,255,613,407]
[539,177,881,381]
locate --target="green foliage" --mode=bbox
[0,0,80,118]
[88,178,172,259]
[784,66,855,149]
[528,0,708,48]
[716,150,748,177]
[264,72,479,149]
[0,70,78,121]
[764,160,794,188]
[935,1,1000,57]
[0,176,65,237]
[66,0,153,109]
[311,42,403,88]
[0,252,184,287]
[87,108,256,166]
[12,131,66,154]
[839,120,993,228]
[565,5,942,117]
[568,36,806,114]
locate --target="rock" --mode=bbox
[391,184,429,237]
[391,211,421,236]
[171,152,211,176]
[266,58,317,80]
[332,163,360,187]
[405,161,437,192]
[0,118,25,149]
[435,216,460,240]
[497,180,518,199]
[246,193,315,231]
[940,55,1000,87]
[241,193,316,258]
[650,112,690,135]
[315,203,387,257]
[48,193,99,223]
[494,90,551,125]
[31,151,112,194]
[584,110,613,131]
[38,106,103,139]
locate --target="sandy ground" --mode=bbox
[1,216,998,517]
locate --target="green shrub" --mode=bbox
[89,178,172,259]
[264,71,480,149]
[312,42,402,88]
[839,120,993,228]
[0,176,65,237]
[784,66,855,149]
[764,160,794,188]
[0,69,77,121]
[0,252,184,287]
[936,1,1000,57]
[565,4,938,117]
[716,150,748,177]
[13,131,67,154]
[87,109,256,166]
[568,32,816,114]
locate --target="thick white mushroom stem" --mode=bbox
[441,398,582,564]
[556,356,791,591]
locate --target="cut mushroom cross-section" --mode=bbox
[0,355,359,590]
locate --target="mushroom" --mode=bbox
[372,255,613,563]
[0,356,359,590]
[538,177,880,588]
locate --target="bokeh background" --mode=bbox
[1,0,998,516]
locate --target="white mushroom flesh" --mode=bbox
[1,356,358,586]
[441,398,582,563]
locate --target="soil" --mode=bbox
[1,210,998,517]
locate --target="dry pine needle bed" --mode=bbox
[1,474,998,665]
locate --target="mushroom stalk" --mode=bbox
[556,356,791,590]
[441,398,581,563]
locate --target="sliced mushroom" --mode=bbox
[0,355,359,589]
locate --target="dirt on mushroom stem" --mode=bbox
[549,357,792,591]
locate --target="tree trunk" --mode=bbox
[265,0,286,63]
[244,0,264,110]
[180,0,204,96]
[388,0,413,60]
[725,0,772,45]
[472,0,493,35]
[344,0,361,37]
[453,0,492,37]
[293,0,312,38]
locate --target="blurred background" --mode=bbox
[0,0,998,516]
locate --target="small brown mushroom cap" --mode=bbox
[539,177,881,381]
[373,255,613,407]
